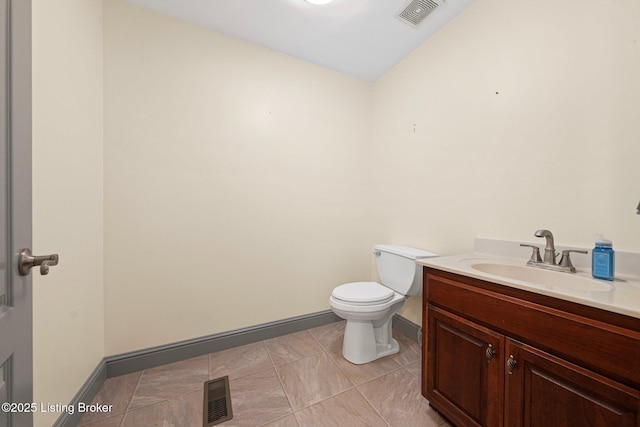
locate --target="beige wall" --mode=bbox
[30,0,640,412]
[32,0,104,426]
[372,0,640,324]
[103,0,372,355]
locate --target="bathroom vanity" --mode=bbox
[418,253,640,427]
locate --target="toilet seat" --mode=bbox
[331,282,394,305]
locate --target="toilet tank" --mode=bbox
[374,245,438,296]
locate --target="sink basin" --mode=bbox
[470,263,613,292]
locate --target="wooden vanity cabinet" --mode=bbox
[421,268,640,427]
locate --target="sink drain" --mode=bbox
[203,376,233,426]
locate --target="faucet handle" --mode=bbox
[520,244,542,264]
[558,249,588,273]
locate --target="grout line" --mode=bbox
[121,369,145,425]
[257,412,299,427]
[123,370,142,412]
[308,322,358,385]
[108,372,143,427]
[265,338,297,415]
[353,386,392,427]
[274,323,358,413]
[119,361,209,421]
[260,339,275,369]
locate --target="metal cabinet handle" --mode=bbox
[18,249,59,276]
[486,344,496,363]
[507,355,517,374]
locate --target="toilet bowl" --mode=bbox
[329,245,438,365]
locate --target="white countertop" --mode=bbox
[417,253,640,320]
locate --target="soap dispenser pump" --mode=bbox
[592,234,614,281]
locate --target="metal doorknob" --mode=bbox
[18,249,59,276]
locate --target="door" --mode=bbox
[426,306,504,427]
[505,339,640,427]
[0,1,32,427]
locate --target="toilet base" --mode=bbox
[341,317,400,365]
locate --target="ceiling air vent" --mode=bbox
[396,0,445,28]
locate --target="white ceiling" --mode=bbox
[122,0,475,82]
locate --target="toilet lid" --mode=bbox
[332,282,395,304]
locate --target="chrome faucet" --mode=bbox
[520,229,587,273]
[534,229,556,265]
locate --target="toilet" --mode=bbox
[329,245,438,364]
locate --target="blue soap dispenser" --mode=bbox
[592,234,614,281]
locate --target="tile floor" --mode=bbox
[78,321,452,427]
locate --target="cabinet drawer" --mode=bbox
[425,272,640,389]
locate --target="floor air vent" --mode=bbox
[203,376,233,426]
[396,0,444,28]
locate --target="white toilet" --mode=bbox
[329,245,438,364]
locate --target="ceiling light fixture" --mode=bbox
[305,0,335,5]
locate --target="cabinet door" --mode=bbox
[505,339,640,427]
[426,306,504,427]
